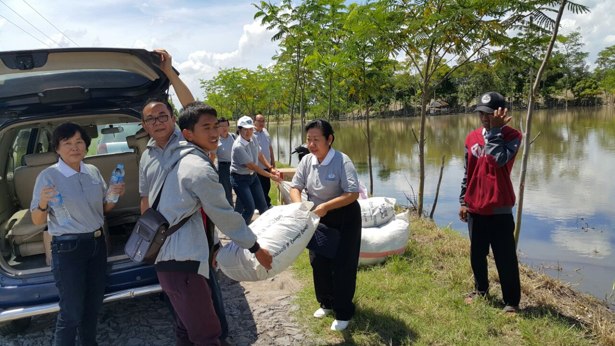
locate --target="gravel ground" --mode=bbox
[0,270,315,346]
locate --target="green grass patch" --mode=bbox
[290,217,603,345]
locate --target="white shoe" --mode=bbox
[313,308,333,318]
[330,319,349,331]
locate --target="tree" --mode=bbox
[382,0,517,217]
[555,31,589,108]
[342,2,396,195]
[255,0,317,163]
[514,0,590,245]
[595,45,615,105]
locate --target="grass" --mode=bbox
[289,215,615,345]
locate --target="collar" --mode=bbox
[57,158,86,178]
[311,149,336,166]
[147,128,182,149]
[240,136,251,146]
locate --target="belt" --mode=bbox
[231,172,254,176]
[53,228,103,241]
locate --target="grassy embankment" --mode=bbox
[283,212,615,345]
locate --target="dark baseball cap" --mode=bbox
[475,92,506,113]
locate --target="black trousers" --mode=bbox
[257,168,272,208]
[468,213,521,306]
[309,201,361,321]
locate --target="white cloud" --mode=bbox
[559,0,614,67]
[551,226,611,258]
[1,0,613,100]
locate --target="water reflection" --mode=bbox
[268,108,615,301]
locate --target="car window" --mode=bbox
[7,128,52,173]
[10,129,32,170]
[93,123,142,156]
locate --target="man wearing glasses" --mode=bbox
[138,50,230,345]
[139,49,194,214]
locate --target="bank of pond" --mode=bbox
[289,216,615,345]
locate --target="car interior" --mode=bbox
[0,114,149,276]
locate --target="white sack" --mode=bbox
[276,180,307,205]
[216,201,319,281]
[358,197,396,228]
[359,212,410,266]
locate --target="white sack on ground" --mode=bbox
[216,201,319,281]
[359,212,410,266]
[358,197,396,228]
[276,180,307,205]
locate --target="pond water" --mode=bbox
[268,107,615,304]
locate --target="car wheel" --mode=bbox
[0,317,32,335]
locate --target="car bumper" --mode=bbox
[0,283,161,322]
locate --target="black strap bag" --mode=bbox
[124,172,191,264]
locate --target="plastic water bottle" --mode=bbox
[106,163,125,203]
[49,192,71,226]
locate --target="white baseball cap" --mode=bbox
[237,116,255,129]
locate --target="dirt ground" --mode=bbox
[0,269,314,346]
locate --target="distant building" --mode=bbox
[428,99,449,114]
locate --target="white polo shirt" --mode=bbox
[291,149,359,207]
[31,158,106,235]
[230,136,260,175]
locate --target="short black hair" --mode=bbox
[305,119,335,146]
[52,123,91,150]
[142,97,173,114]
[218,117,230,125]
[178,103,218,131]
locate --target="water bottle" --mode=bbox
[106,163,125,203]
[49,192,71,226]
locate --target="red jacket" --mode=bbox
[459,126,522,215]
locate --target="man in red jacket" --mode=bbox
[459,91,522,313]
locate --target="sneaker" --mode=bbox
[464,291,487,305]
[330,319,349,331]
[503,305,519,313]
[313,308,333,318]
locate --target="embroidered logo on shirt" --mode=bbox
[326,173,336,181]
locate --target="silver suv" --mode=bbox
[0,48,169,333]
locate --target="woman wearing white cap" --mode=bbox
[230,116,282,223]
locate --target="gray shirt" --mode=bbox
[230,136,260,175]
[253,128,272,169]
[155,143,258,279]
[216,133,235,163]
[291,149,359,207]
[31,159,106,236]
[139,128,183,197]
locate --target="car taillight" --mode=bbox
[97,143,107,154]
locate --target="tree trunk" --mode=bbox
[328,71,333,121]
[367,103,373,196]
[288,76,298,166]
[429,155,445,219]
[300,77,306,143]
[418,86,429,217]
[515,0,567,246]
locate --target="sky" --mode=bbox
[1,0,613,105]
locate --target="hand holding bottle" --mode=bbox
[106,164,125,203]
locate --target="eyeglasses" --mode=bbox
[143,114,170,125]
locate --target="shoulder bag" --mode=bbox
[124,170,191,264]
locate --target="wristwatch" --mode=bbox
[36,204,48,212]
